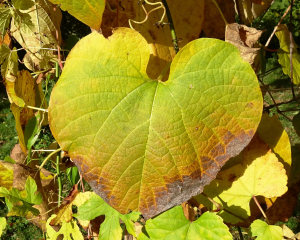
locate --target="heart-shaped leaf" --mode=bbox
[49,28,263,218]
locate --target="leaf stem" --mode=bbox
[210,0,228,25]
[252,195,269,224]
[56,150,62,206]
[161,0,179,54]
[25,105,48,112]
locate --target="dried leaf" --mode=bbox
[225,23,262,65]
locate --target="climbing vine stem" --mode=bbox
[161,0,179,54]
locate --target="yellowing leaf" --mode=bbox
[1,46,18,82]
[250,220,283,240]
[9,70,36,153]
[48,0,105,30]
[0,5,12,41]
[194,135,288,224]
[0,217,6,237]
[46,214,84,240]
[275,24,300,85]
[102,0,205,79]
[49,28,263,218]
[11,0,62,70]
[257,113,291,176]
[0,161,14,190]
[50,185,93,225]
[12,0,34,10]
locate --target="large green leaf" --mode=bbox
[74,192,140,239]
[48,0,105,30]
[139,206,232,240]
[48,28,263,218]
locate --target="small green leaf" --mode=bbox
[250,220,283,240]
[47,0,105,30]
[75,193,140,239]
[0,176,43,217]
[0,5,12,41]
[140,206,232,240]
[24,114,40,150]
[3,156,15,164]
[0,217,7,237]
[12,0,34,10]
[46,214,84,240]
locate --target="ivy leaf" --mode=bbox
[0,176,42,217]
[250,220,283,240]
[0,5,12,41]
[139,206,232,240]
[46,214,84,240]
[48,0,105,30]
[74,192,140,239]
[194,134,288,224]
[49,28,263,218]
[0,217,6,237]
[12,0,35,10]
[275,24,300,85]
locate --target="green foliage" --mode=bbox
[75,192,140,239]
[250,220,283,240]
[139,206,232,240]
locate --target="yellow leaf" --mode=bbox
[275,24,300,85]
[194,134,288,224]
[256,113,291,176]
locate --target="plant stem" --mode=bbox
[237,226,244,240]
[56,151,62,206]
[25,105,48,112]
[252,195,269,224]
[265,0,295,47]
[161,0,179,54]
[210,0,228,25]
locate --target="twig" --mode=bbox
[289,0,296,100]
[253,195,269,224]
[210,0,228,25]
[25,105,48,112]
[56,151,62,206]
[265,0,295,47]
[265,97,300,110]
[237,226,244,240]
[257,65,280,77]
[56,30,63,70]
[161,0,179,54]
